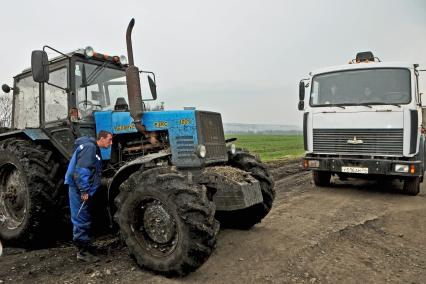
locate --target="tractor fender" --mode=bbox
[0,129,50,141]
[106,151,171,226]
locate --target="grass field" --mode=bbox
[225,134,304,162]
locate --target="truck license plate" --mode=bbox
[341,166,368,174]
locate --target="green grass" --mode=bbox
[225,134,304,162]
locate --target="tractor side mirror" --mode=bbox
[148,76,157,100]
[299,81,305,101]
[298,100,304,111]
[2,84,11,93]
[31,50,49,83]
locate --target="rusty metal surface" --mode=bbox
[200,166,263,211]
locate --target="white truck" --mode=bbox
[299,52,425,195]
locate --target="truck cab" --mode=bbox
[298,52,424,195]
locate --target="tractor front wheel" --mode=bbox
[216,152,275,230]
[114,167,219,276]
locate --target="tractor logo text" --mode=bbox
[154,121,168,128]
[114,123,136,132]
[179,119,191,125]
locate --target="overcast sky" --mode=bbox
[0,0,425,125]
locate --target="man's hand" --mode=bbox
[81,192,89,202]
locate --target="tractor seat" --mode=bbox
[114,97,129,111]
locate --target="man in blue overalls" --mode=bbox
[65,130,113,262]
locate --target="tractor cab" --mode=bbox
[4,46,156,158]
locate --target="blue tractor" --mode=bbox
[0,19,275,275]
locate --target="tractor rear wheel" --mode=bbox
[217,152,275,230]
[0,139,65,246]
[114,167,219,276]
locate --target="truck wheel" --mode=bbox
[0,139,65,246]
[218,152,275,230]
[114,167,219,276]
[403,177,420,196]
[312,171,331,187]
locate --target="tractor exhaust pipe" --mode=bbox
[125,18,144,124]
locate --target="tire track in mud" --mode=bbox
[265,170,426,284]
[1,159,426,284]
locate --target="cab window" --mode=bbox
[45,67,68,122]
[13,75,39,129]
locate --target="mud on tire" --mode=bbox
[0,139,65,246]
[114,167,219,276]
[216,151,275,230]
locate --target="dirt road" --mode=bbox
[1,159,426,283]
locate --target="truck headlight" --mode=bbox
[394,164,409,173]
[228,143,236,155]
[196,145,207,158]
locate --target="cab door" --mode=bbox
[42,65,76,158]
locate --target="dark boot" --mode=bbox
[75,241,100,263]
[77,247,100,263]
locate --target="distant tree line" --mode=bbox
[0,94,12,130]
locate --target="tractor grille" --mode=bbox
[197,111,228,162]
[176,136,196,159]
[313,129,404,156]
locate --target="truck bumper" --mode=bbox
[303,155,424,178]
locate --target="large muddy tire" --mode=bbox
[312,170,331,187]
[114,167,219,276]
[217,152,275,230]
[0,139,65,246]
[403,177,420,196]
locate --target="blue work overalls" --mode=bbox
[64,137,102,246]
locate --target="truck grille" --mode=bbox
[197,111,228,162]
[313,129,403,156]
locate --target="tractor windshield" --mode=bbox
[75,62,127,117]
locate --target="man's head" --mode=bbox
[97,130,113,149]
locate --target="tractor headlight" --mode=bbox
[119,55,128,65]
[85,46,95,57]
[196,145,207,158]
[228,143,236,155]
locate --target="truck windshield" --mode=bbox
[75,62,127,117]
[310,68,411,107]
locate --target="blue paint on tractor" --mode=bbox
[93,110,199,164]
[0,129,50,141]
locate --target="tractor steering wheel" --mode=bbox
[78,100,95,117]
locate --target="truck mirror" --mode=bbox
[299,81,305,101]
[31,50,49,83]
[298,100,304,111]
[148,75,157,100]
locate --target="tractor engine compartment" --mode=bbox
[109,130,169,165]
